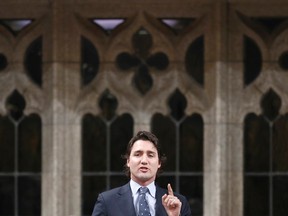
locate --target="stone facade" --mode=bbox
[0,0,288,216]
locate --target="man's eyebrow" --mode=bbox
[132,150,156,154]
[133,150,143,153]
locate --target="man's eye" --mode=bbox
[148,154,154,157]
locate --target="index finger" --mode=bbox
[167,183,174,196]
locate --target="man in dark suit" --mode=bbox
[91,131,192,216]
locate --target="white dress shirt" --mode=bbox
[130,180,156,216]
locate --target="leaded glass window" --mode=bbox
[24,37,43,87]
[244,89,288,216]
[81,36,99,86]
[152,89,203,216]
[116,28,169,95]
[81,90,133,215]
[0,90,42,215]
[185,36,204,87]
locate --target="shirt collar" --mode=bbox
[130,179,156,198]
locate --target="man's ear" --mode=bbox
[158,162,161,169]
[127,159,130,167]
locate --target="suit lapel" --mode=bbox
[114,183,169,216]
[116,183,136,216]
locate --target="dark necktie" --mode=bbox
[138,187,151,216]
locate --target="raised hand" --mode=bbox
[161,183,182,216]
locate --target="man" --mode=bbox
[91,131,192,216]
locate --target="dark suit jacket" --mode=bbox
[91,183,192,216]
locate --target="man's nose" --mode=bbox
[141,155,148,163]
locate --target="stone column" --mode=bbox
[204,1,231,216]
[42,1,81,216]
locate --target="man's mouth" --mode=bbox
[139,167,149,172]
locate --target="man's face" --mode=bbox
[127,139,161,186]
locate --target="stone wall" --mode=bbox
[0,0,288,215]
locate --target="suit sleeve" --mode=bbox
[91,193,107,216]
[180,195,192,216]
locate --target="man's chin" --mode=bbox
[137,174,155,182]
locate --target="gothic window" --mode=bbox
[0,19,33,36]
[159,18,195,35]
[244,89,288,216]
[81,36,99,86]
[81,90,133,215]
[24,37,43,87]
[279,51,288,71]
[116,28,169,95]
[0,53,8,71]
[185,36,204,87]
[0,90,42,216]
[92,18,125,35]
[243,35,262,86]
[152,89,203,216]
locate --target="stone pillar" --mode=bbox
[42,1,81,216]
[204,1,230,216]
[134,111,152,133]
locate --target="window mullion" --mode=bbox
[269,121,273,216]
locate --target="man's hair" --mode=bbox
[122,130,167,177]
